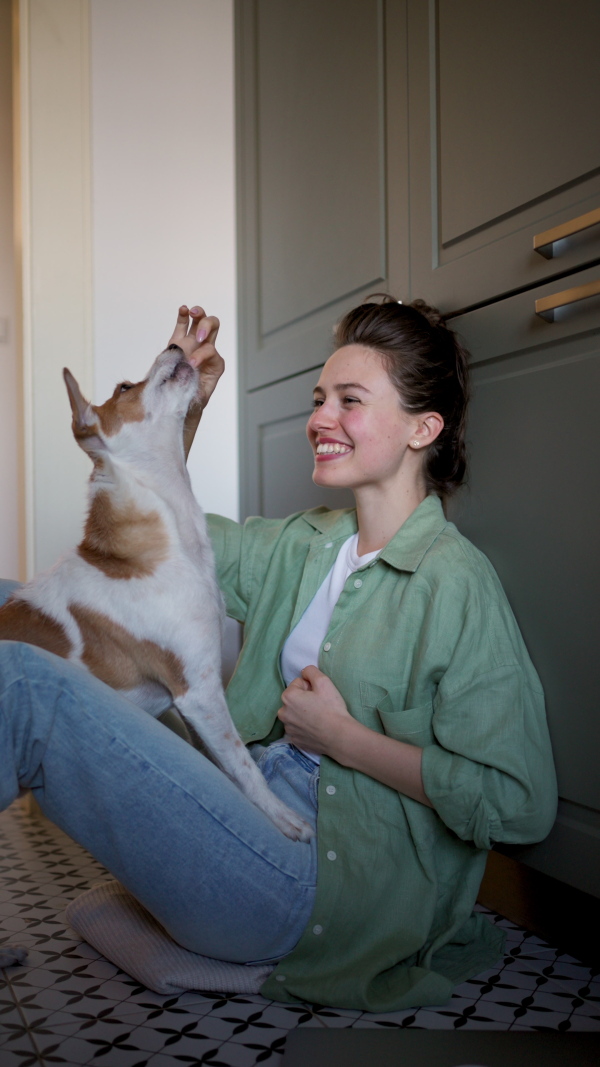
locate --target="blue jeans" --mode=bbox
[0,580,318,963]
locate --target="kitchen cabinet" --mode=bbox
[404,0,600,312]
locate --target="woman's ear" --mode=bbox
[411,412,444,449]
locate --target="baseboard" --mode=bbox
[477,849,600,967]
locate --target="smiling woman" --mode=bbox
[202,296,557,1007]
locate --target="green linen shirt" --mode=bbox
[206,494,557,1011]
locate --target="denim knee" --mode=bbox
[0,639,31,686]
[0,579,22,607]
[0,641,72,693]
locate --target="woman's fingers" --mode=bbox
[166,306,223,384]
[169,305,194,345]
[188,306,204,336]
[301,665,323,687]
[168,305,216,346]
[282,676,311,703]
[180,306,220,346]
[189,316,221,365]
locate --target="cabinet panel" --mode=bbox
[236,0,408,391]
[406,0,600,311]
[450,291,600,893]
[437,0,600,247]
[243,368,354,519]
[257,0,384,337]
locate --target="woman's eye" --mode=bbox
[342,396,359,405]
[312,398,324,408]
[119,382,133,393]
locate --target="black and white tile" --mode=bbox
[1,797,599,1066]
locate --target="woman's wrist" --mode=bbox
[328,717,432,808]
[328,715,371,768]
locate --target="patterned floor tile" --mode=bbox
[563,1015,600,1032]
[426,997,516,1028]
[508,1007,572,1029]
[148,1038,268,1067]
[571,998,600,1020]
[0,1009,32,1048]
[33,1029,153,1065]
[0,1040,42,1067]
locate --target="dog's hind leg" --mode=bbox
[176,687,313,842]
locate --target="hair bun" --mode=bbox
[409,299,446,329]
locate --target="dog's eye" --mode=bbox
[119,382,133,393]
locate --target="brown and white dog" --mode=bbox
[0,345,312,841]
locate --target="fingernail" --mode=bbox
[190,306,201,315]
[196,328,208,343]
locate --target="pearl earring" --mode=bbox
[412,440,420,448]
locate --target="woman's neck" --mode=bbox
[354,481,427,555]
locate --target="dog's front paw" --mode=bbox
[270,803,314,842]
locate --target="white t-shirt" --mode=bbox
[280,533,380,762]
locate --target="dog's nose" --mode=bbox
[167,344,182,353]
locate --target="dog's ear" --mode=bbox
[63,368,105,453]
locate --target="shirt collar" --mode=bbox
[302,494,448,573]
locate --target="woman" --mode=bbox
[0,298,556,1012]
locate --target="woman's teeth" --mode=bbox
[316,443,352,454]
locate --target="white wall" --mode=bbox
[90,0,238,521]
[0,0,19,579]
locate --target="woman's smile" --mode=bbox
[315,437,354,460]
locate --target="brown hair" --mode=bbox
[333,296,470,499]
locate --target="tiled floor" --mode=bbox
[1,798,599,1066]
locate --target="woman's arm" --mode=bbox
[278,665,433,807]
[167,305,224,458]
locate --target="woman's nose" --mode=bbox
[308,402,336,431]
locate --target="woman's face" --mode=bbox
[306,345,418,493]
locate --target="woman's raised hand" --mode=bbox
[168,305,225,458]
[168,304,224,408]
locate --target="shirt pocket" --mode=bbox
[374,692,435,747]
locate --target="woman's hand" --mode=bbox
[277,665,355,757]
[168,304,224,404]
[168,305,225,458]
[279,665,432,807]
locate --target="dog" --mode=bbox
[0,345,312,842]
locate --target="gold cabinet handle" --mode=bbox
[535,279,600,322]
[533,207,600,259]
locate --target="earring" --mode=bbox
[412,440,420,448]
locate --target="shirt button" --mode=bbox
[326,785,336,795]
[312,924,323,935]
[353,578,363,588]
[275,974,286,982]
[323,642,331,652]
[325,541,333,548]
[327,850,337,861]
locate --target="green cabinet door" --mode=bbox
[402,0,600,310]
[450,267,600,896]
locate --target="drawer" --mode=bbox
[450,263,600,365]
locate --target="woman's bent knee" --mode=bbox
[0,580,22,607]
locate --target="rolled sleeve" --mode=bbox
[421,665,557,850]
